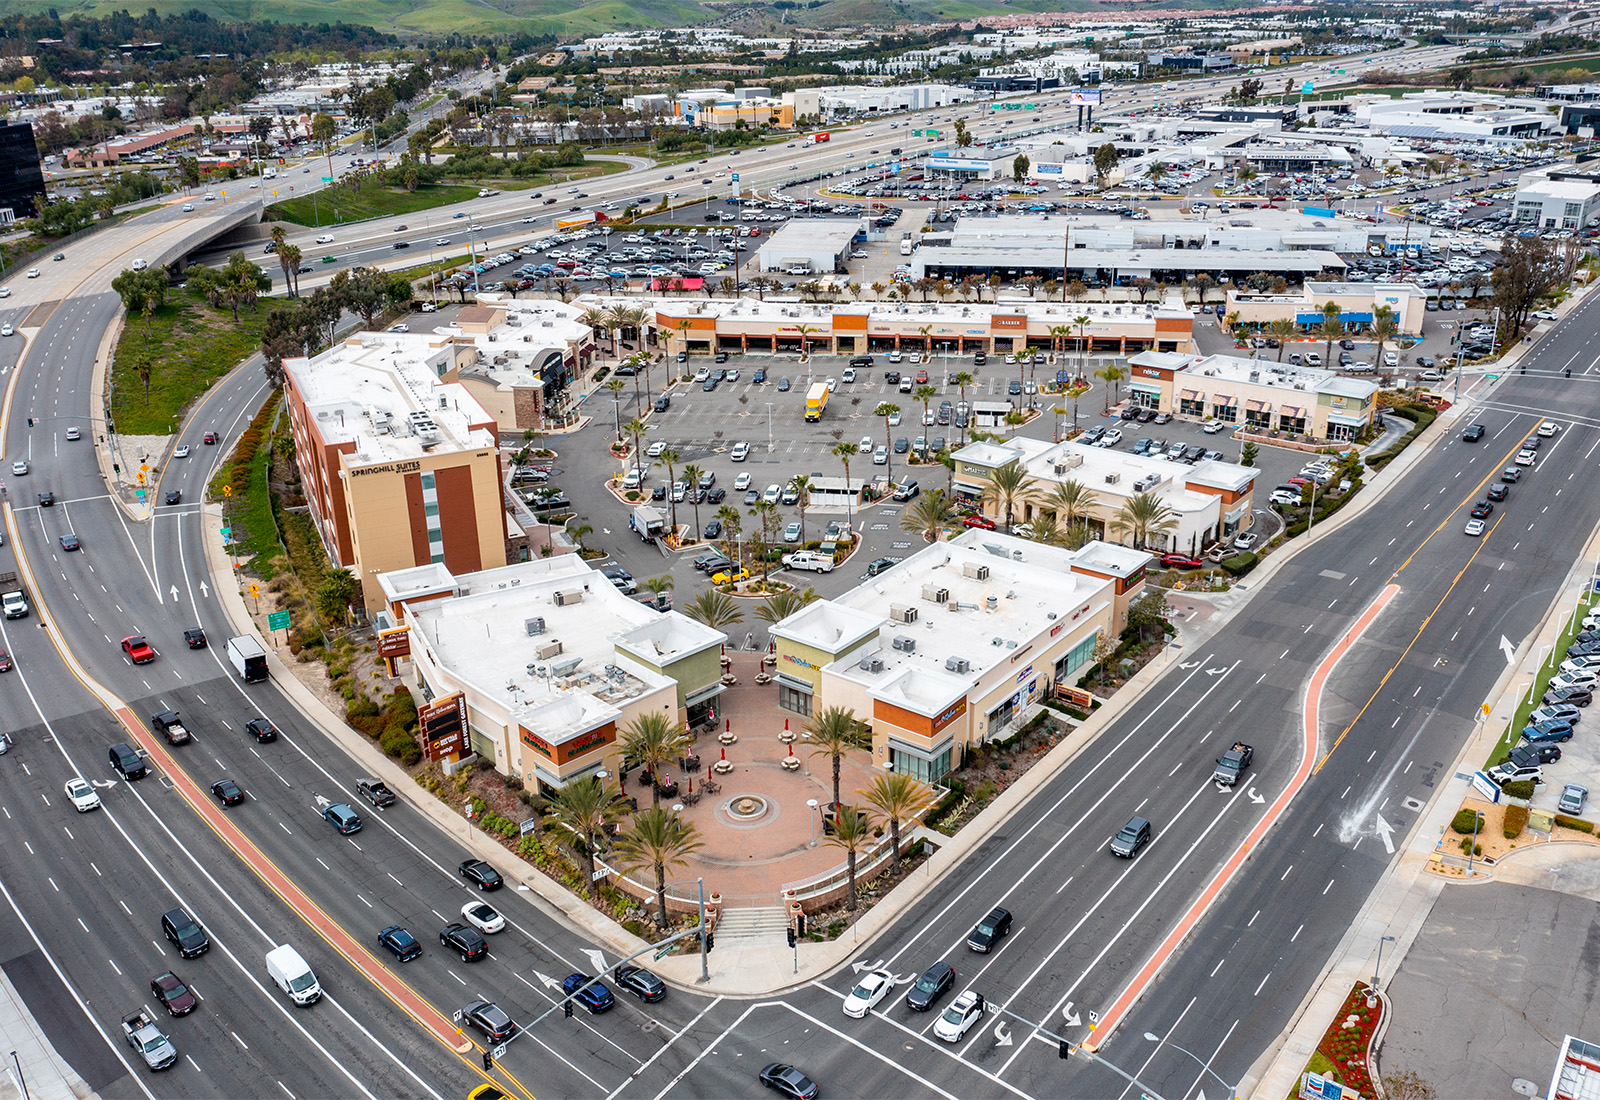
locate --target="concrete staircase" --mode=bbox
[714,904,790,944]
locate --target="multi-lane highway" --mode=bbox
[0,29,1586,1100]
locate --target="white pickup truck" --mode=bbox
[782,550,835,573]
[122,1010,177,1070]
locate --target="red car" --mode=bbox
[962,514,997,530]
[915,370,929,384]
[1160,553,1203,570]
[151,971,197,1016]
[0,650,12,672]
[202,431,218,444]
[121,635,156,664]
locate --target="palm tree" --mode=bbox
[1110,491,1179,550]
[619,712,689,806]
[716,505,742,561]
[681,462,704,536]
[1268,317,1296,363]
[978,459,1035,531]
[613,805,704,932]
[873,402,900,480]
[624,417,649,482]
[755,587,820,625]
[604,376,628,441]
[1318,302,1342,371]
[748,499,782,583]
[640,574,673,609]
[915,384,937,429]
[1072,314,1091,378]
[806,706,872,811]
[790,474,813,544]
[859,772,935,877]
[950,370,975,446]
[901,487,952,542]
[541,777,627,892]
[683,590,744,630]
[832,442,859,528]
[569,523,593,553]
[825,805,877,912]
[660,447,681,534]
[1094,362,1126,414]
[1371,305,1397,377]
[1020,512,1073,546]
[1039,478,1099,535]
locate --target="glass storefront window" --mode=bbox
[891,747,950,784]
[778,683,813,717]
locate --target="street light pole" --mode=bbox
[1141,1032,1238,1099]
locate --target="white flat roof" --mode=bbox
[1179,352,1378,401]
[287,337,496,465]
[955,435,1253,512]
[406,557,679,737]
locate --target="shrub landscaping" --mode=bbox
[1310,983,1382,1096]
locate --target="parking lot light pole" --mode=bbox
[766,403,774,453]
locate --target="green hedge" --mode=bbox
[1367,404,1438,471]
[1450,808,1485,834]
[1503,803,1529,838]
[1502,779,1537,801]
[1220,551,1258,576]
[1555,814,1595,833]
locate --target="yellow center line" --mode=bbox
[1392,428,1536,579]
[1317,511,1506,772]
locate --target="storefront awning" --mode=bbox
[887,734,956,761]
[1278,405,1302,417]
[1179,388,1200,400]
[1327,412,1367,426]
[1245,399,1268,412]
[1129,380,1162,393]
[684,682,727,708]
[1211,393,1234,405]
[1225,502,1249,522]
[775,671,814,693]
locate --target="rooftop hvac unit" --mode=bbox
[1105,472,1121,484]
[922,585,950,604]
[553,588,584,606]
[962,563,990,580]
[551,654,583,675]
[488,334,497,343]
[893,635,917,653]
[524,617,546,636]
[945,656,971,674]
[534,639,564,660]
[890,604,919,623]
[858,656,885,674]
[524,334,534,343]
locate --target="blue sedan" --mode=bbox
[1521,719,1575,744]
[378,925,422,962]
[562,973,615,1013]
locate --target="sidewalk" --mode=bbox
[0,968,94,1100]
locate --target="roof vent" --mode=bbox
[551,654,583,675]
[524,616,546,636]
[987,594,999,612]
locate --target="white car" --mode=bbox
[434,237,451,246]
[173,445,190,459]
[0,324,11,337]
[181,203,195,212]
[647,441,667,458]
[316,234,335,243]
[26,269,39,279]
[933,990,986,1042]
[10,460,25,475]
[763,484,781,504]
[65,426,80,441]
[1538,420,1558,437]
[694,367,711,383]
[1100,428,1123,446]
[826,377,837,392]
[842,368,857,384]
[1201,419,1227,434]
[859,435,874,454]
[1464,518,1486,536]
[64,777,100,812]
[1516,449,1537,466]
[388,323,409,333]
[733,472,752,490]
[730,442,751,463]
[841,969,894,1019]
[460,901,505,934]
[887,410,901,426]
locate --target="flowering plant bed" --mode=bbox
[1311,982,1382,1095]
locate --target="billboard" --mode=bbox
[419,692,469,761]
[1069,89,1102,106]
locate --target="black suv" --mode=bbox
[247,718,278,742]
[967,906,1013,953]
[849,356,874,369]
[441,922,487,961]
[905,962,955,1011]
[162,907,209,958]
[109,741,147,780]
[1461,424,1486,442]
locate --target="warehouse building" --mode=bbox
[755,219,862,275]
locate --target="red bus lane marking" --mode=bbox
[113,706,473,1055]
[1083,583,1399,1052]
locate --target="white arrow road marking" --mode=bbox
[200,582,210,597]
[1247,786,1265,805]
[1179,660,1201,670]
[1374,813,1395,854]
[1500,635,1516,663]
[91,779,117,790]
[1206,667,1227,676]
[169,585,180,601]
[584,948,608,974]
[313,794,332,809]
[1063,1002,1081,1028]
[532,970,561,991]
[852,957,885,973]
[993,1021,1012,1047]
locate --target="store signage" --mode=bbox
[350,459,423,478]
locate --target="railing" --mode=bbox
[781,829,899,901]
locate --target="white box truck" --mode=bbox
[226,636,268,683]
[266,944,321,1005]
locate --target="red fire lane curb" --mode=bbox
[114,705,472,1054]
[1083,583,1400,1052]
